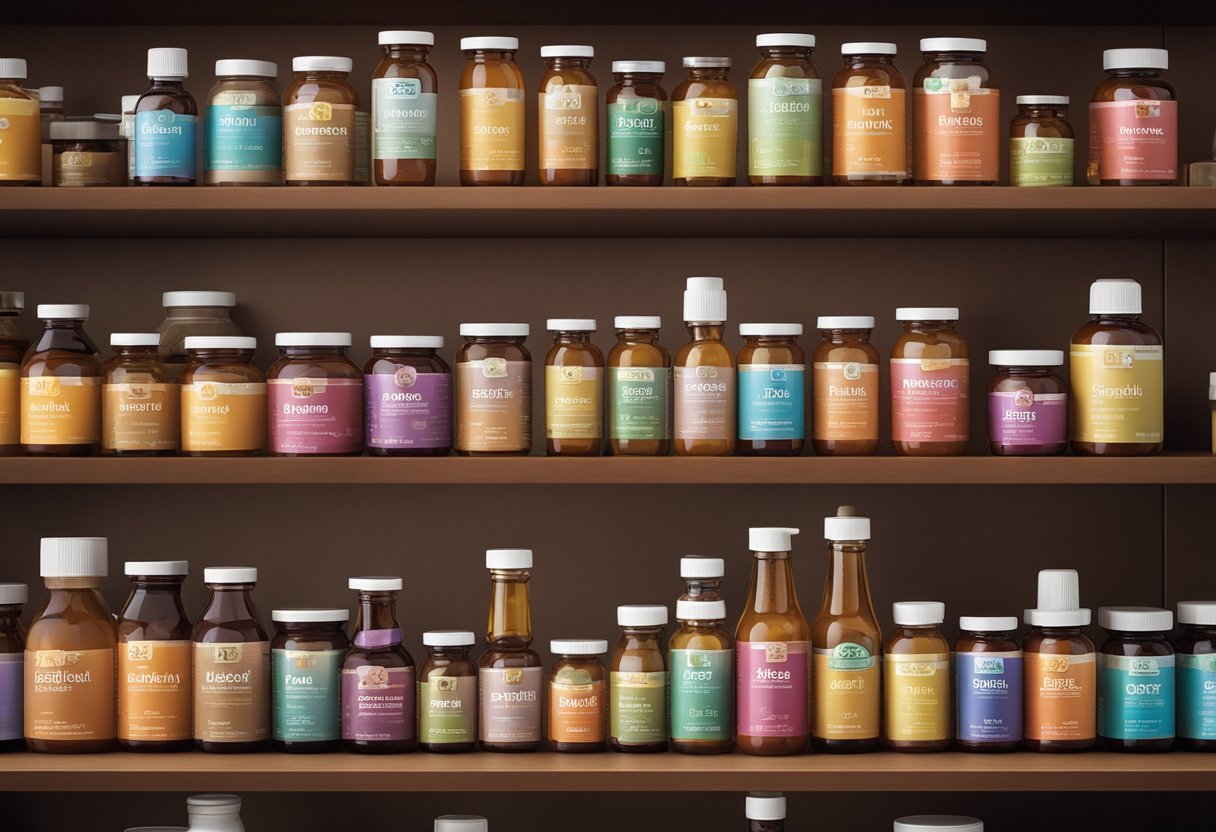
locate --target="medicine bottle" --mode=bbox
[268,332,363,456]
[158,291,241,382]
[885,601,951,752]
[459,37,525,186]
[737,323,805,456]
[343,576,417,753]
[611,605,668,753]
[271,608,349,753]
[894,818,983,832]
[1009,96,1073,187]
[986,350,1067,456]
[672,58,737,186]
[180,336,266,457]
[103,333,179,456]
[1088,49,1176,185]
[1174,601,1216,751]
[34,85,61,136]
[50,118,125,187]
[538,45,598,186]
[680,556,724,602]
[812,316,879,456]
[675,277,735,456]
[365,336,452,456]
[0,59,41,185]
[454,324,531,456]
[373,31,438,186]
[890,307,969,456]
[419,630,478,752]
[480,549,543,752]
[21,304,102,457]
[134,48,198,186]
[606,316,670,456]
[118,561,192,752]
[545,319,603,456]
[548,639,608,752]
[284,56,358,185]
[0,291,28,456]
[0,583,27,752]
[669,599,733,754]
[25,537,116,753]
[1023,569,1096,752]
[186,794,244,832]
[746,793,786,832]
[913,38,999,185]
[955,616,1021,753]
[121,94,139,184]
[606,62,666,186]
[205,59,282,186]
[1097,606,1174,752]
[193,567,270,753]
[748,33,821,186]
[832,43,907,186]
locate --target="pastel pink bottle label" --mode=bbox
[988,391,1067,447]
[1090,100,1177,181]
[480,666,543,743]
[890,358,969,443]
[268,377,363,454]
[0,654,21,741]
[365,372,452,450]
[737,641,809,737]
[341,628,415,743]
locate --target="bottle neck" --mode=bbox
[166,305,232,320]
[544,57,591,71]
[843,54,894,68]
[375,348,436,359]
[355,591,402,641]
[43,319,86,332]
[617,328,659,344]
[1019,105,1067,119]
[553,332,593,346]
[683,577,721,601]
[687,323,724,341]
[687,67,729,81]
[901,320,955,334]
[297,71,350,82]
[188,348,253,363]
[761,46,812,60]
[821,541,873,618]
[427,645,470,660]
[1107,68,1161,79]
[925,51,984,64]
[487,569,532,648]
[820,328,871,345]
[614,72,662,85]
[148,77,187,90]
[280,346,347,358]
[1107,630,1169,641]
[384,46,431,61]
[204,583,258,623]
[1089,313,1142,324]
[747,551,799,615]
[466,50,516,63]
[1037,626,1084,637]
[115,346,161,360]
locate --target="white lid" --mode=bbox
[750,527,800,553]
[435,817,488,832]
[1024,569,1091,627]
[215,59,277,78]
[1017,95,1069,105]
[756,33,815,48]
[349,576,403,591]
[547,319,597,332]
[293,56,353,73]
[824,506,870,541]
[487,548,533,570]
[1089,278,1142,315]
[541,45,595,58]
[204,567,257,584]
[37,304,89,320]
[612,61,666,74]
[841,42,897,56]
[745,794,787,822]
[684,276,727,323]
[893,601,946,626]
[959,616,1018,631]
[551,639,609,654]
[615,316,662,329]
[147,47,188,79]
[423,630,476,647]
[0,583,29,605]
[1178,601,1216,626]
[988,350,1064,367]
[187,795,241,814]
[1104,48,1168,71]
[1099,606,1173,632]
[184,335,256,350]
[896,307,959,321]
[618,604,669,627]
[162,291,236,308]
[460,323,529,337]
[40,538,108,578]
[0,59,28,80]
[461,37,519,52]
[111,333,162,347]
[379,31,436,46]
[683,56,731,68]
[1210,373,1216,401]
[125,560,188,577]
[275,332,352,348]
[676,599,727,622]
[739,323,803,337]
[894,818,983,832]
[122,94,140,112]
[920,38,987,53]
[680,556,724,578]
[371,335,444,349]
[272,608,350,623]
[37,86,63,104]
[817,316,875,329]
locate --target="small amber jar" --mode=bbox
[913,38,999,185]
[672,58,737,186]
[373,31,438,186]
[271,609,349,753]
[549,640,608,753]
[545,319,603,457]
[205,59,282,186]
[736,324,805,457]
[611,605,668,753]
[50,119,125,187]
[606,62,667,186]
[748,33,821,186]
[1089,49,1176,186]
[21,304,102,457]
[103,334,179,456]
[454,324,531,456]
[955,616,1022,753]
[607,316,671,456]
[538,45,598,186]
[1174,601,1216,752]
[0,582,28,753]
[365,336,452,456]
[885,602,951,753]
[890,308,969,456]
[180,336,266,457]
[1097,607,1174,753]
[459,37,525,186]
[986,350,1066,456]
[833,43,908,186]
[283,56,358,186]
[1009,96,1073,188]
[812,316,879,456]
[419,630,478,753]
[267,333,363,457]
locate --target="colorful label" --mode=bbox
[0,653,23,741]
[1024,651,1097,741]
[606,99,665,177]
[812,644,881,741]
[737,640,809,737]
[610,670,667,744]
[674,365,735,442]
[455,359,531,453]
[21,376,101,446]
[539,84,597,170]
[181,381,266,453]
[1070,344,1163,445]
[670,648,733,742]
[956,650,1022,744]
[272,648,342,743]
[460,88,525,172]
[480,666,542,743]
[890,358,969,444]
[812,361,880,442]
[1090,100,1177,181]
[284,102,356,182]
[26,647,116,742]
[268,377,363,455]
[373,79,438,160]
[748,77,822,177]
[135,110,198,180]
[119,640,192,742]
[988,390,1067,448]
[886,652,951,742]
[420,670,477,745]
[1098,653,1174,741]
[0,98,41,181]
[545,365,601,440]
[914,84,999,182]
[549,672,605,744]
[832,86,906,178]
[205,96,282,172]
[1178,653,1216,740]
[194,641,270,744]
[103,382,179,452]
[366,372,452,450]
[55,150,125,186]
[738,363,805,441]
[609,366,670,441]
[342,662,415,743]
[0,365,21,445]
[1010,136,1073,187]
[673,98,737,180]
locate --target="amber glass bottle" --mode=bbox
[955,617,1022,753]
[1009,96,1074,188]
[1088,49,1176,186]
[607,317,671,456]
[180,336,266,457]
[669,599,734,754]
[675,278,734,456]
[548,640,608,752]
[459,37,525,186]
[545,320,603,456]
[1097,607,1174,753]
[283,57,358,186]
[812,317,880,456]
[748,33,821,186]
[343,577,416,753]
[913,38,999,186]
[419,630,478,753]
[736,324,805,457]
[0,291,28,456]
[885,602,951,752]
[610,605,669,753]
[373,31,438,186]
[480,549,542,752]
[606,62,666,186]
[672,58,737,186]
[1023,569,1096,753]
[133,48,198,186]
[454,324,531,456]
[890,308,969,457]
[0,583,25,753]
[103,334,179,456]
[538,46,598,186]
[21,304,101,457]
[833,43,908,186]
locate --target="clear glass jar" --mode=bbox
[890,308,969,457]
[284,56,358,185]
[833,43,907,186]
[0,59,40,185]
[606,62,666,186]
[50,118,125,186]
[459,37,525,186]
[103,334,179,456]
[21,304,102,457]
[0,582,28,752]
[373,31,438,186]
[545,319,603,457]
[271,609,349,753]
[672,58,737,186]
[913,38,999,185]
[748,33,821,186]
[548,639,608,753]
[1088,48,1176,186]
[1009,96,1073,187]
[812,316,879,456]
[987,350,1067,456]
[180,336,266,457]
[419,630,478,753]
[454,324,532,456]
[0,291,28,456]
[205,59,282,186]
[538,45,598,186]
[267,332,363,457]
[365,336,452,456]
[736,324,805,457]
[158,291,241,382]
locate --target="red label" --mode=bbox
[890,358,969,443]
[1090,100,1177,181]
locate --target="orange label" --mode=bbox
[914,86,999,182]
[104,382,180,452]
[119,640,192,742]
[25,647,116,741]
[181,381,267,453]
[0,98,42,182]
[539,84,598,170]
[0,365,18,445]
[460,88,525,172]
[812,362,880,442]
[21,376,101,446]
[194,641,270,743]
[1024,651,1096,741]
[832,86,906,177]
[549,678,605,743]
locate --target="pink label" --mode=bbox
[365,372,452,450]
[1090,100,1177,181]
[988,391,1067,447]
[268,377,363,454]
[674,365,736,441]
[890,358,969,443]
[736,641,809,737]
[480,666,542,743]
[341,663,415,742]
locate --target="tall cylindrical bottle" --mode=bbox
[480,549,543,752]
[669,599,734,754]
[674,277,734,456]
[1023,569,1096,752]
[342,576,416,753]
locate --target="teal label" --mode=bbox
[1098,653,1175,740]
[1010,136,1073,187]
[1178,653,1216,740]
[610,670,667,743]
[748,77,822,177]
[607,99,665,177]
[135,110,198,180]
[205,95,282,172]
[272,648,342,743]
[373,79,437,160]
[738,363,805,441]
[609,366,670,441]
[669,648,733,742]
[829,642,875,671]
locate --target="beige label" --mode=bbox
[460,88,525,172]
[545,365,601,440]
[0,364,17,445]
[285,102,356,182]
[194,641,270,743]
[673,98,738,179]
[455,359,531,453]
[104,382,180,452]
[539,84,598,170]
[21,376,101,446]
[119,640,192,742]
[0,98,41,181]
[1069,344,1163,444]
[832,86,907,177]
[812,361,880,442]
[182,381,267,453]
[25,647,116,741]
[54,150,125,186]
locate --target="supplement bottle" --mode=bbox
[736,323,805,456]
[672,58,737,186]
[25,537,116,753]
[1009,96,1073,187]
[812,316,880,456]
[343,577,416,753]
[833,43,907,186]
[913,38,999,185]
[986,350,1067,456]
[1097,606,1174,752]
[736,527,809,756]
[419,630,478,753]
[538,45,598,186]
[192,567,270,753]
[365,336,452,456]
[268,332,363,457]
[180,336,266,457]
[813,507,881,753]
[459,37,525,186]
[103,334,179,456]
[890,307,969,456]
[455,324,531,456]
[680,556,724,602]
[885,601,951,752]
[118,561,192,752]
[955,616,1022,753]
[480,549,542,752]
[373,31,438,186]
[1174,601,1216,751]
[0,291,28,456]
[1089,49,1176,186]
[134,48,198,186]
[0,583,26,752]
[674,277,734,456]
[605,62,666,186]
[271,609,348,753]
[610,605,668,753]
[121,94,139,184]
[187,795,244,832]
[1070,278,1163,455]
[548,639,607,752]
[21,304,101,457]
[748,33,822,186]
[50,119,125,187]
[0,59,41,185]
[669,599,734,754]
[545,319,603,456]
[746,793,786,832]
[1023,569,1096,752]
[606,316,670,455]
[158,291,240,382]
[284,57,358,185]
[205,59,282,186]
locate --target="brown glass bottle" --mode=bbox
[913,39,999,186]
[419,631,478,753]
[954,618,1022,753]
[833,44,908,186]
[343,577,417,753]
[134,48,199,186]
[365,336,452,456]
[267,333,363,457]
[987,351,1067,456]
[538,46,598,186]
[459,38,525,186]
[373,32,438,186]
[672,59,737,186]
[1088,49,1176,186]
[606,62,667,187]
[283,57,358,186]
[545,320,603,456]
[455,325,531,456]
[736,325,805,457]
[885,602,951,752]
[0,583,27,752]
[607,317,671,456]
[1023,626,1096,752]
[748,34,821,186]
[548,640,608,753]
[890,309,969,457]
[271,609,349,753]
[675,277,734,456]
[0,292,28,456]
[180,337,266,457]
[1097,607,1174,753]
[103,335,179,456]
[1174,602,1216,752]
[812,317,880,456]
[669,600,734,754]
[1023,570,1096,753]
[611,606,669,753]
[1009,97,1074,188]
[21,304,101,457]
[480,549,542,752]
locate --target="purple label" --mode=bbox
[987,391,1067,447]
[365,372,452,450]
[0,654,21,741]
[480,666,542,743]
[341,661,415,742]
[354,628,403,649]
[736,641,809,737]
[957,651,1022,743]
[268,378,363,455]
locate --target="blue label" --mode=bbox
[1176,654,1216,740]
[1098,654,1175,740]
[135,110,198,180]
[205,102,282,172]
[956,651,1022,743]
[738,364,804,440]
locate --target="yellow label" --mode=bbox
[0,364,18,445]
[21,376,101,446]
[812,648,880,741]
[673,98,738,179]
[539,84,598,170]
[1069,343,1163,444]
[0,98,42,181]
[460,88,525,172]
[545,365,601,440]
[181,381,266,453]
[885,652,950,742]
[104,382,180,452]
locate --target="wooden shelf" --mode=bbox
[4,188,1214,239]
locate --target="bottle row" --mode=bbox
[2,276,1200,458]
[3,517,1214,756]
[2,35,1205,188]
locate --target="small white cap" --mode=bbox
[959,616,1018,632]
[920,38,987,53]
[618,604,669,627]
[547,319,597,332]
[215,59,277,79]
[683,57,731,68]
[461,37,519,52]
[684,276,727,323]
[37,86,63,104]
[896,307,959,321]
[293,56,353,73]
[824,507,870,541]
[122,94,140,112]
[612,61,665,74]
[204,567,257,584]
[541,45,594,58]
[487,548,533,570]
[1178,601,1216,626]
[842,43,897,56]
[41,538,108,578]
[894,818,983,832]
[435,817,488,832]
[680,556,724,579]
[893,601,946,626]
[615,316,662,329]
[37,304,89,320]
[1089,278,1142,315]
[147,48,188,79]
[275,332,352,348]
[111,333,162,347]
[0,583,29,605]
[0,59,28,80]
[423,630,476,647]
[460,323,529,338]
[1017,95,1069,106]
[370,336,444,349]
[745,794,786,822]
[739,323,803,337]
[187,795,241,814]
[756,33,815,48]
[272,608,350,623]
[162,291,236,308]
[1099,606,1173,632]
[1209,373,1216,401]
[750,527,800,553]
[988,350,1064,367]
[1104,48,1168,71]
[1025,569,1091,627]
[125,560,188,577]
[349,576,403,591]
[550,639,608,654]
[676,599,727,622]
[379,31,435,46]
[184,336,256,351]
[817,316,875,329]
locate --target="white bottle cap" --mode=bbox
[187,795,242,814]
[895,818,983,832]
[841,43,897,56]
[162,291,236,308]
[275,332,353,348]
[1104,48,1168,71]
[756,33,815,49]
[680,556,725,579]
[203,567,257,584]
[461,37,519,52]
[919,38,987,53]
[676,599,727,622]
[550,639,608,654]
[370,336,444,349]
[739,323,803,337]
[272,608,349,623]
[1024,568,1091,627]
[546,319,597,332]
[1017,95,1069,106]
[423,630,476,647]
[0,583,28,605]
[125,560,188,577]
[487,548,532,570]
[435,817,488,832]
[749,527,800,553]
[292,56,353,74]
[1089,278,1143,315]
[0,59,28,80]
[612,61,666,75]
[618,604,669,627]
[540,45,595,59]
[349,576,403,591]
[817,316,875,329]
[987,350,1064,367]
[893,601,945,626]
[745,793,787,822]
[41,538,108,578]
[1098,606,1173,632]
[1178,601,1216,626]
[215,59,277,79]
[896,307,959,321]
[184,336,256,351]
[684,276,728,323]
[615,316,662,329]
[37,304,89,320]
[122,94,141,113]
[37,86,63,104]
[1210,373,1216,402]
[959,616,1018,632]
[824,506,870,541]
[460,323,529,338]
[379,31,436,47]
[683,57,731,68]
[147,48,189,79]
[110,333,162,347]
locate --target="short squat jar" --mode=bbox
[419,630,478,753]
[364,336,452,456]
[955,616,1022,753]
[1009,95,1073,188]
[454,324,531,456]
[205,59,282,186]
[545,319,603,457]
[103,333,179,456]
[267,332,363,457]
[283,56,358,186]
[890,308,969,457]
[1174,601,1216,751]
[50,119,125,187]
[180,336,266,457]
[271,609,350,753]
[548,639,608,753]
[987,350,1067,456]
[1097,607,1175,753]
[736,324,805,456]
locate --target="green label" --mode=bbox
[829,642,875,671]
[669,648,733,741]
[272,648,341,742]
[610,670,667,743]
[1179,653,1216,740]
[609,366,671,441]
[748,77,822,177]
[372,79,437,160]
[607,99,665,176]
[419,671,476,744]
[1010,136,1073,187]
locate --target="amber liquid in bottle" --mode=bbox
[674,323,735,456]
[610,624,668,753]
[118,573,193,751]
[885,623,952,752]
[669,615,734,754]
[672,66,737,186]
[192,580,270,753]
[21,318,101,457]
[890,319,969,457]
[480,568,542,752]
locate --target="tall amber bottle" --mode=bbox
[480,549,542,752]
[372,31,438,186]
[537,45,598,186]
[21,304,101,456]
[459,37,525,186]
[674,277,735,456]
[1023,569,1096,753]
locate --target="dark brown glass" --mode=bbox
[1173,622,1216,752]
[538,56,598,186]
[737,333,805,456]
[606,71,666,187]
[0,298,29,456]
[988,363,1067,455]
[749,45,821,186]
[454,335,531,457]
[118,573,192,751]
[283,69,359,186]
[812,326,880,456]
[133,80,198,185]
[192,580,270,753]
[481,568,541,752]
[419,643,477,752]
[374,43,438,186]
[1070,314,1163,456]
[364,345,452,456]
[546,330,603,456]
[1100,629,1174,752]
[344,588,417,753]
[890,318,969,457]
[610,624,668,753]
[267,344,362,457]
[750,821,785,832]
[0,597,26,752]
[272,619,348,753]
[1090,69,1176,186]
[954,628,1021,752]
[21,316,101,457]
[1023,626,1096,752]
[103,345,176,457]
[548,652,607,753]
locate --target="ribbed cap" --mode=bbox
[618,604,668,627]
[184,336,255,351]
[461,37,519,51]
[1024,568,1091,627]
[615,315,661,329]
[750,527,799,552]
[0,59,28,80]
[1017,95,1069,106]
[0,583,28,605]
[745,793,786,822]
[41,537,108,578]
[895,818,983,832]
[920,38,987,53]
[684,277,727,323]
[824,506,870,541]
[1104,48,1168,71]
[959,616,1018,632]
[125,560,188,576]
[739,323,803,337]
[683,57,731,68]
[487,548,532,569]
[147,48,188,79]
[111,333,162,347]
[424,630,476,647]
[204,567,256,584]
[676,599,726,622]
[37,304,88,320]
[349,576,402,591]
[756,33,815,48]
[680,556,724,579]
[215,59,277,79]
[896,307,958,322]
[540,45,594,58]
[817,316,875,330]
[841,43,897,56]
[1099,606,1173,632]
[37,86,63,104]
[187,795,241,815]
[460,323,529,338]
[550,639,608,655]
[612,61,665,74]
[893,601,945,626]
[546,319,596,332]
[435,817,488,832]
[162,291,236,308]
[293,56,353,73]
[1178,601,1216,626]
[370,335,444,349]
[1089,278,1142,315]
